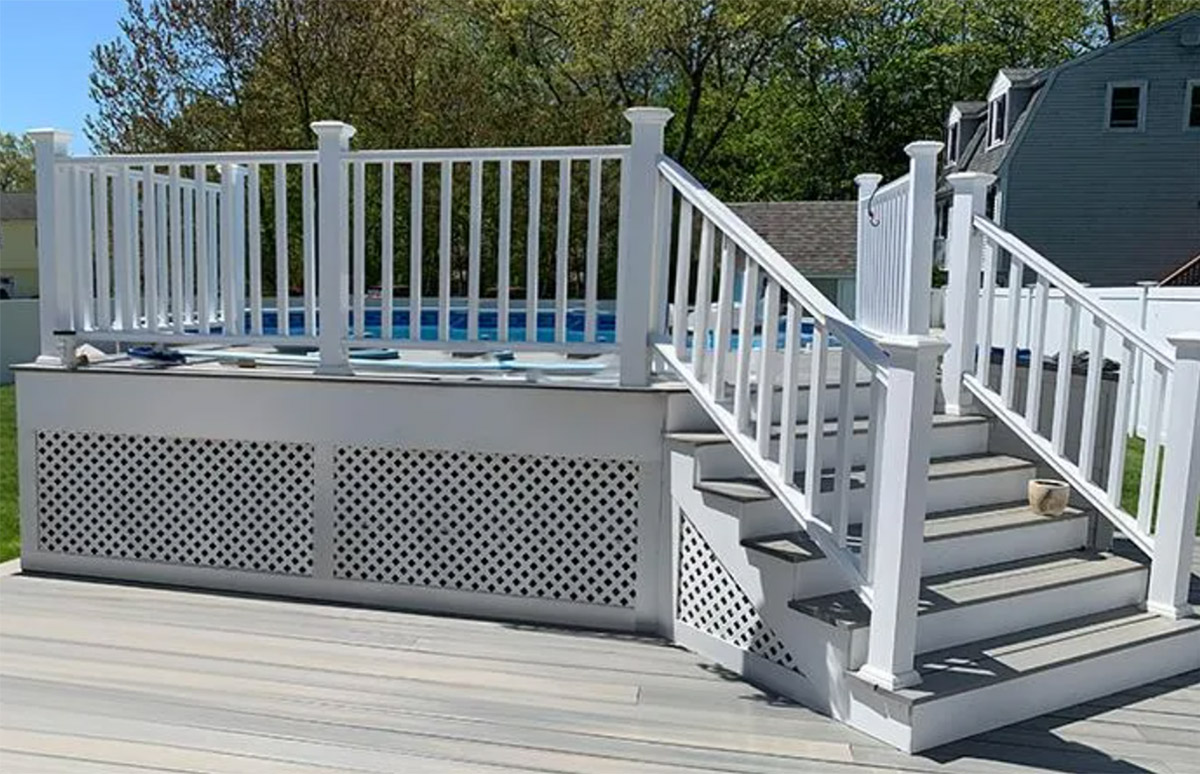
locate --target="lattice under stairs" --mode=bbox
[663,380,1200,753]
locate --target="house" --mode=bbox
[939,11,1200,286]
[728,200,856,313]
[0,191,37,298]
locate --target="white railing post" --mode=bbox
[618,107,673,387]
[28,128,73,363]
[853,173,882,323]
[311,121,355,375]
[941,172,995,414]
[857,334,949,690]
[1130,280,1157,436]
[901,141,942,336]
[1145,332,1200,619]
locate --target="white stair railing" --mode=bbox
[942,172,1200,619]
[653,154,946,690]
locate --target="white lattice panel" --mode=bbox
[36,430,315,575]
[677,514,799,672]
[333,447,639,607]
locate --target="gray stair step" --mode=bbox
[741,532,823,563]
[693,452,1034,504]
[665,413,989,448]
[789,549,1147,630]
[741,502,1090,566]
[897,606,1200,705]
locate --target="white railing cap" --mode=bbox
[854,173,883,197]
[904,140,944,157]
[946,171,995,191]
[623,107,674,125]
[310,120,356,140]
[26,128,72,150]
[1168,332,1200,360]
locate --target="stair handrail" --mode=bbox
[656,157,888,370]
[655,152,949,691]
[943,172,1200,622]
[972,215,1175,369]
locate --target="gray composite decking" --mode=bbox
[1,562,1199,773]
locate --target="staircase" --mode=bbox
[650,151,1200,752]
[663,381,1200,752]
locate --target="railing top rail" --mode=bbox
[345,145,630,163]
[973,214,1176,368]
[658,156,888,368]
[870,172,911,203]
[60,150,317,166]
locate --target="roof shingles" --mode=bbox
[727,201,856,277]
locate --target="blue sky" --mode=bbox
[0,0,126,153]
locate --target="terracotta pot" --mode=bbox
[1028,479,1070,516]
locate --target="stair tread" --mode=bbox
[890,607,1200,705]
[790,549,1147,628]
[741,532,823,563]
[664,413,989,448]
[694,452,1034,503]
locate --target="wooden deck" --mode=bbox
[2,563,1198,774]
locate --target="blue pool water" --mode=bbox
[250,307,832,349]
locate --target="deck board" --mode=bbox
[2,569,1199,773]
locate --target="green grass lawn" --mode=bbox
[0,391,1194,560]
[1,384,18,561]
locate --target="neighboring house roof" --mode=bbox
[946,11,1200,182]
[728,201,856,277]
[951,101,987,117]
[0,192,36,221]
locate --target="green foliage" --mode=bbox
[0,132,35,192]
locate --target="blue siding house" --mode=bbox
[940,11,1200,286]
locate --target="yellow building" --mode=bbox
[0,192,37,298]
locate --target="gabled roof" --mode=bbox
[946,10,1200,182]
[0,192,36,221]
[727,201,856,277]
[952,101,987,117]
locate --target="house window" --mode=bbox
[988,96,1007,147]
[1186,80,1200,129]
[1106,81,1146,130]
[946,122,959,164]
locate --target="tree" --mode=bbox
[0,133,35,192]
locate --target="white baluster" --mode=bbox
[709,234,736,398]
[584,158,601,342]
[498,159,513,341]
[670,200,693,359]
[756,280,781,457]
[554,159,571,343]
[469,158,483,340]
[525,160,542,342]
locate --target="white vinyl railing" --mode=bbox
[942,172,1200,620]
[653,153,947,691]
[853,142,941,336]
[28,112,668,379]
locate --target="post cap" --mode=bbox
[623,107,674,125]
[1167,332,1200,360]
[26,128,72,152]
[904,140,944,157]
[1136,280,1159,287]
[310,121,356,140]
[854,173,883,196]
[946,171,996,192]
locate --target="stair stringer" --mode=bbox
[669,447,858,721]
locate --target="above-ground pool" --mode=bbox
[247,307,835,349]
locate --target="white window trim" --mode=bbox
[946,120,960,165]
[1185,79,1200,131]
[987,94,1008,149]
[1105,80,1147,132]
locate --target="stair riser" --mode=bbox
[846,568,1149,669]
[803,464,1037,520]
[748,383,872,425]
[922,516,1089,576]
[694,421,990,480]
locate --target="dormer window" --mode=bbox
[988,96,1007,147]
[946,122,960,165]
[1106,81,1146,131]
